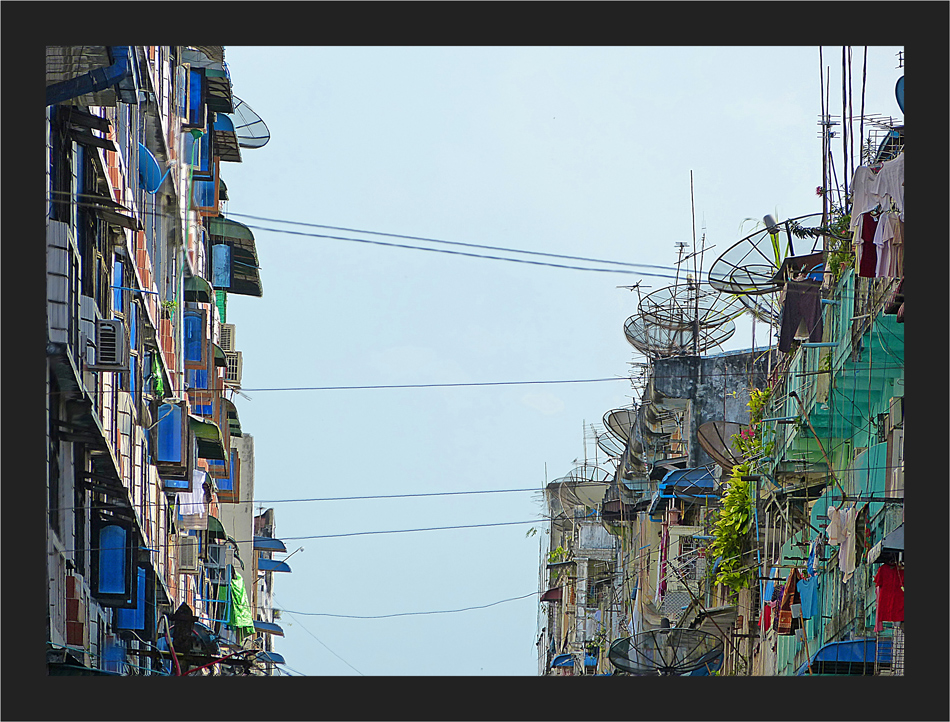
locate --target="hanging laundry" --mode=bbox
[177,470,209,530]
[873,213,903,278]
[874,563,904,633]
[807,538,819,576]
[876,152,904,219]
[839,505,859,584]
[849,152,904,228]
[825,505,843,545]
[778,279,823,352]
[796,575,819,619]
[776,569,802,635]
[855,212,879,278]
[770,583,784,632]
[760,577,776,632]
[849,166,883,229]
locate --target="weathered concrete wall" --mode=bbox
[652,349,775,468]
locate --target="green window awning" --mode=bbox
[207,215,263,298]
[221,397,242,437]
[189,415,226,461]
[184,274,214,303]
[212,342,227,368]
[207,515,228,541]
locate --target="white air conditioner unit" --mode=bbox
[177,534,199,573]
[888,396,903,431]
[219,323,236,352]
[88,319,130,371]
[224,350,243,387]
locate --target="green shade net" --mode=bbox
[215,289,227,323]
[151,353,165,397]
[218,570,255,640]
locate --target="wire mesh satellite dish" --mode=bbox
[604,408,637,443]
[225,96,271,149]
[737,291,782,326]
[559,465,611,509]
[596,430,626,459]
[638,282,743,331]
[608,629,724,676]
[697,420,746,471]
[707,213,825,296]
[624,315,736,358]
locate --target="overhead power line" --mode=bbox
[242,222,686,278]
[276,590,540,619]
[51,195,695,277]
[226,211,689,274]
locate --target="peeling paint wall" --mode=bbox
[652,349,776,468]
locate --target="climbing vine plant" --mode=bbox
[709,387,773,592]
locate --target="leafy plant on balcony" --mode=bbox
[729,387,774,463]
[708,462,756,592]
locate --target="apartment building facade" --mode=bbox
[45,45,287,676]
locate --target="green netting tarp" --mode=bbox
[218,570,255,640]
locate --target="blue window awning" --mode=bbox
[254,536,287,553]
[549,653,596,669]
[796,638,892,676]
[551,653,574,668]
[254,620,284,636]
[257,651,285,665]
[257,557,292,573]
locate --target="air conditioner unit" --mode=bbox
[219,323,236,352]
[224,350,242,387]
[89,319,130,371]
[888,396,903,431]
[177,534,199,573]
[888,466,904,498]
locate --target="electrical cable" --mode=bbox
[243,222,685,277]
[49,517,555,556]
[276,590,540,620]
[49,193,695,277]
[46,364,904,398]
[226,210,690,274]
[272,592,365,676]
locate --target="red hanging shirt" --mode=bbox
[874,563,904,628]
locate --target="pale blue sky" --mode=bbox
[219,46,903,676]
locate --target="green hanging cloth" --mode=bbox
[218,570,255,640]
[151,352,165,398]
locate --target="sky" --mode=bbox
[216,46,904,677]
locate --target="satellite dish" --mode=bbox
[551,466,611,512]
[624,314,736,358]
[707,213,825,296]
[225,96,271,149]
[737,291,782,326]
[697,420,746,471]
[604,408,637,443]
[608,629,724,676]
[895,76,904,113]
[561,465,611,508]
[638,282,743,331]
[596,431,626,459]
